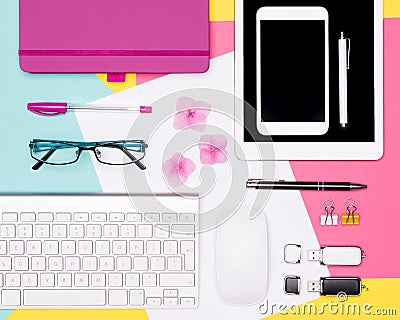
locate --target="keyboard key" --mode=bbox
[120,225,135,238]
[150,256,165,271]
[14,257,29,271]
[20,212,36,222]
[167,257,182,271]
[82,256,97,271]
[171,224,195,238]
[57,273,72,287]
[110,212,125,222]
[133,257,148,271]
[9,240,24,255]
[0,257,12,271]
[180,297,196,307]
[23,289,106,306]
[104,224,119,238]
[56,212,71,222]
[74,212,89,222]
[129,240,144,255]
[35,224,50,238]
[23,273,38,287]
[147,297,161,306]
[154,224,169,238]
[159,273,195,287]
[40,273,55,287]
[87,224,102,238]
[44,240,59,255]
[52,224,67,238]
[164,297,178,306]
[91,212,107,222]
[162,213,177,222]
[18,224,33,238]
[74,273,89,287]
[95,240,110,255]
[78,240,93,255]
[142,273,157,287]
[0,241,6,254]
[61,240,76,255]
[1,224,16,238]
[38,212,54,222]
[69,224,85,238]
[130,289,144,306]
[26,241,41,255]
[146,240,161,255]
[180,213,195,222]
[112,240,127,255]
[116,256,131,271]
[163,289,178,297]
[138,224,152,238]
[31,256,46,271]
[2,289,21,306]
[109,289,127,306]
[48,257,63,271]
[2,212,18,222]
[65,256,80,271]
[99,257,114,271]
[163,240,178,255]
[5,273,21,287]
[127,213,142,222]
[144,213,160,222]
[108,273,123,287]
[181,240,195,271]
[125,273,140,287]
[91,273,106,287]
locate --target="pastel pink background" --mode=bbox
[291,18,400,279]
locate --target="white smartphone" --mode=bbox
[256,6,329,136]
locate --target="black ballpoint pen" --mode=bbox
[246,180,367,191]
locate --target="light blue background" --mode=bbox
[0,0,111,193]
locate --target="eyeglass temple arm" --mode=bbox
[32,149,56,171]
[121,147,146,170]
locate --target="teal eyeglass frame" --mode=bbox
[29,139,148,171]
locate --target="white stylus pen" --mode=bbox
[338,32,350,128]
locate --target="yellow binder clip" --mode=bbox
[342,198,359,225]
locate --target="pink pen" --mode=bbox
[27,102,152,116]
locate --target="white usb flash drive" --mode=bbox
[308,246,365,266]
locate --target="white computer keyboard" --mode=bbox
[0,194,199,308]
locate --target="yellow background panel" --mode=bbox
[7,309,148,320]
[96,73,137,93]
[384,0,400,17]
[210,0,234,21]
[263,278,399,319]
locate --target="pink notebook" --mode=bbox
[19,0,209,74]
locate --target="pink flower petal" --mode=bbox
[173,111,190,130]
[162,153,196,187]
[210,135,227,149]
[198,135,228,165]
[190,100,211,116]
[176,97,195,111]
[179,156,196,177]
[199,149,215,165]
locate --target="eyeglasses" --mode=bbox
[29,139,148,171]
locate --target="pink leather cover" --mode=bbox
[19,0,209,74]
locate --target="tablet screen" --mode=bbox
[260,20,325,122]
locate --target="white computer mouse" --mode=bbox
[216,205,268,305]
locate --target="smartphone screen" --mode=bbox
[260,20,325,122]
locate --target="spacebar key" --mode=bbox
[24,290,106,306]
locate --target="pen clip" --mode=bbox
[346,38,351,70]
